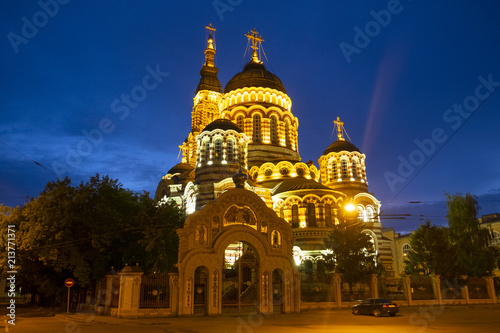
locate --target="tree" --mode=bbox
[446,192,497,277]
[404,221,458,280]
[0,174,185,305]
[323,222,378,294]
[139,199,186,274]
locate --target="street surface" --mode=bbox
[3,303,500,333]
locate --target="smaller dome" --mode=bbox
[167,163,194,175]
[323,140,360,155]
[202,119,243,133]
[273,178,335,195]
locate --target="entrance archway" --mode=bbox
[194,266,208,315]
[222,241,259,313]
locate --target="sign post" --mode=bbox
[64,278,74,314]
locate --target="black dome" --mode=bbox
[202,119,243,133]
[224,61,286,94]
[196,66,222,93]
[167,163,194,175]
[323,140,360,155]
[273,178,337,195]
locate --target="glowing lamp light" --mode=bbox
[300,221,306,228]
[344,203,355,212]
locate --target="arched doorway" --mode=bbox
[222,241,259,313]
[194,266,208,315]
[272,269,284,313]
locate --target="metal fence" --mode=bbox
[301,282,335,302]
[110,275,120,308]
[140,274,170,308]
[410,276,435,300]
[378,277,406,301]
[467,277,489,299]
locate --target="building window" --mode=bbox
[204,140,210,163]
[341,159,348,179]
[227,139,234,162]
[357,206,364,221]
[366,207,374,222]
[351,159,358,179]
[285,120,290,147]
[214,138,222,161]
[291,204,299,228]
[270,116,278,144]
[402,244,411,257]
[237,116,244,131]
[325,203,332,226]
[253,114,261,143]
[491,231,500,246]
[307,203,316,227]
[330,159,337,181]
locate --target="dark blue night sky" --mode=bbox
[1,1,500,233]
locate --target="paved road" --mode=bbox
[4,304,500,333]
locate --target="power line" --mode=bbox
[389,83,500,202]
[0,138,58,178]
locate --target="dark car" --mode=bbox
[352,298,399,317]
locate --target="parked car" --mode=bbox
[352,298,399,317]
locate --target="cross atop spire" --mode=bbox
[203,24,216,67]
[245,28,264,63]
[334,117,345,141]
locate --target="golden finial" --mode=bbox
[203,24,216,67]
[245,28,264,63]
[205,24,216,50]
[334,117,345,141]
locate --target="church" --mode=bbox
[154,25,396,314]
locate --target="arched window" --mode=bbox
[252,114,261,143]
[351,159,358,179]
[307,203,316,227]
[237,115,244,131]
[214,138,222,161]
[366,207,374,222]
[357,206,364,221]
[270,116,278,144]
[291,204,299,228]
[227,139,234,162]
[330,159,337,181]
[402,244,411,257]
[341,159,348,179]
[204,140,210,163]
[285,120,291,147]
[325,203,332,226]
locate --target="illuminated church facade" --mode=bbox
[155,26,396,310]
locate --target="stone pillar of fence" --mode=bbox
[432,275,443,305]
[461,276,469,305]
[333,273,342,309]
[484,276,497,304]
[117,264,144,318]
[168,269,180,316]
[370,274,378,299]
[404,275,412,306]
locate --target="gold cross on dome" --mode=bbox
[205,23,216,32]
[334,117,345,141]
[245,29,264,63]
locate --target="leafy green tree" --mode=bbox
[139,199,186,274]
[446,192,497,276]
[404,221,458,280]
[323,222,378,294]
[0,174,185,305]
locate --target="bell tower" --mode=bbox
[182,24,223,166]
